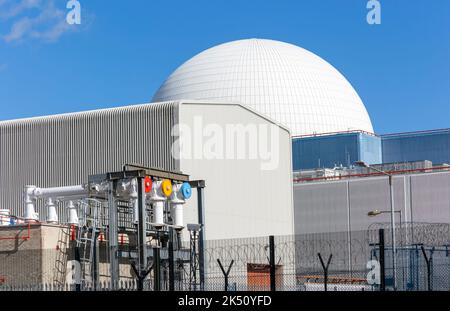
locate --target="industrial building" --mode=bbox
[0,100,294,240]
[0,38,449,290]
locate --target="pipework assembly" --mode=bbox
[148,179,173,228]
[170,182,192,230]
[23,184,88,223]
[19,165,205,291]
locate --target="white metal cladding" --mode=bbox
[294,171,450,235]
[0,102,180,220]
[178,102,294,240]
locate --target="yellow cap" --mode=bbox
[161,179,173,197]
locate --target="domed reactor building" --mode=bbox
[153,39,374,136]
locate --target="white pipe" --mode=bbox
[46,198,58,223]
[24,184,88,223]
[67,201,79,225]
[34,185,87,199]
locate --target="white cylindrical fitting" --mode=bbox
[153,201,165,226]
[171,204,184,228]
[169,183,190,230]
[67,201,79,225]
[46,198,58,223]
[24,185,39,222]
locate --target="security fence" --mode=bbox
[0,222,449,291]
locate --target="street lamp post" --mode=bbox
[356,161,397,290]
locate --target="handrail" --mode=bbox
[293,129,378,139]
[381,127,450,138]
[294,165,450,183]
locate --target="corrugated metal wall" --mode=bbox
[0,102,179,219]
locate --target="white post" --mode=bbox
[68,201,79,225]
[24,185,39,222]
[46,198,58,223]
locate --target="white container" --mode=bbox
[0,209,10,226]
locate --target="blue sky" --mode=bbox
[0,0,449,134]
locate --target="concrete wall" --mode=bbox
[0,224,69,285]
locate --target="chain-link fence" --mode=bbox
[1,222,449,291]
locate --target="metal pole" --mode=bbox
[92,230,98,291]
[197,184,206,291]
[168,229,175,291]
[108,181,119,289]
[269,235,276,291]
[154,235,161,291]
[74,245,81,292]
[389,176,397,290]
[136,177,148,291]
[379,229,386,291]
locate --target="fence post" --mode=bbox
[318,253,332,292]
[420,246,433,291]
[217,259,234,291]
[269,235,276,291]
[379,229,386,291]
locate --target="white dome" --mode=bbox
[152,39,373,136]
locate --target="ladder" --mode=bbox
[53,226,71,286]
[76,200,101,289]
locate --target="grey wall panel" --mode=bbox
[0,103,180,219]
[294,182,349,234]
[410,172,450,223]
[294,171,450,235]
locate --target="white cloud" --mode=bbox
[1,0,86,43]
[0,0,41,20]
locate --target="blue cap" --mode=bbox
[180,182,192,200]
